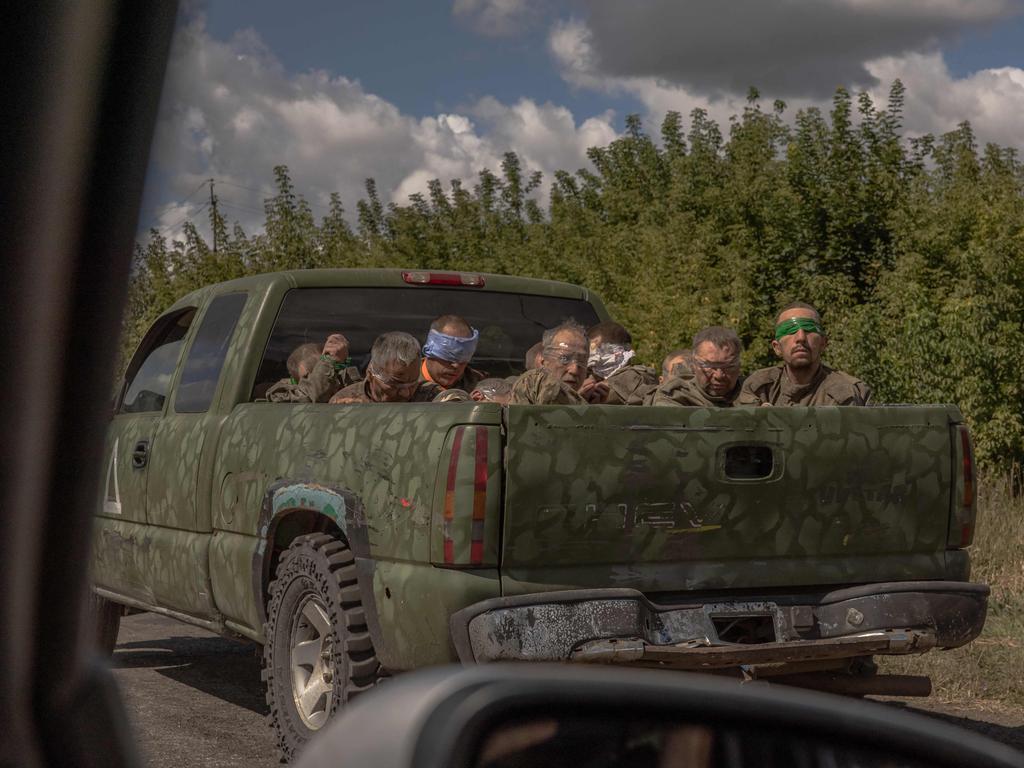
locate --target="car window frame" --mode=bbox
[117,306,197,415]
[172,291,249,414]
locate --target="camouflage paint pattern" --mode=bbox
[501,403,965,595]
[91,269,973,672]
[210,400,505,665]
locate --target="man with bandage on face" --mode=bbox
[741,302,872,406]
[419,315,487,392]
[586,321,658,405]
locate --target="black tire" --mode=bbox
[89,592,122,656]
[262,533,381,762]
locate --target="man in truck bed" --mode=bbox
[511,320,609,404]
[266,333,359,403]
[330,331,441,403]
[743,302,872,406]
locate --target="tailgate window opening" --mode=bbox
[723,445,774,480]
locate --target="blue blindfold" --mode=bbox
[422,328,479,363]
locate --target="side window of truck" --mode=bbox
[174,292,248,413]
[120,308,197,414]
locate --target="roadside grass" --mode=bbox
[878,469,1024,709]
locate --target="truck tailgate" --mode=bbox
[501,405,959,594]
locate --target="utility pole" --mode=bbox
[209,178,218,253]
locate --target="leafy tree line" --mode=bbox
[128,82,1024,468]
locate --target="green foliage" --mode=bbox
[127,82,1024,468]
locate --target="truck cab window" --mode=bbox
[120,308,197,414]
[175,293,248,413]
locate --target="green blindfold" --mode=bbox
[774,316,824,340]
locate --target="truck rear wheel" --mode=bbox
[262,533,381,762]
[89,592,122,655]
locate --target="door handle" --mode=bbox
[131,440,150,469]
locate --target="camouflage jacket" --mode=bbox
[603,364,659,406]
[328,378,442,404]
[740,363,872,406]
[419,360,488,392]
[509,368,586,405]
[265,358,362,403]
[647,376,745,407]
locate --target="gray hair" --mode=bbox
[524,342,543,370]
[692,326,741,359]
[370,331,421,368]
[541,318,587,350]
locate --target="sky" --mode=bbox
[140,0,1024,241]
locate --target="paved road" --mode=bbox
[108,613,1024,767]
[110,613,277,768]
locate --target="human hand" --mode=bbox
[578,379,609,403]
[322,333,349,362]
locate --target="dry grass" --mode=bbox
[878,469,1024,708]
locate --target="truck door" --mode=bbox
[93,308,196,602]
[145,292,248,616]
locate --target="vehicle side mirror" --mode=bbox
[295,665,1024,768]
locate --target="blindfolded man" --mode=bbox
[419,315,487,392]
[510,320,609,404]
[586,321,658,405]
[330,332,441,404]
[650,327,744,407]
[740,302,871,406]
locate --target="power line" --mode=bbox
[216,179,267,195]
[218,199,267,216]
[152,202,209,237]
[217,177,334,214]
[139,178,209,230]
[143,176,339,237]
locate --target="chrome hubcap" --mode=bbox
[290,595,335,730]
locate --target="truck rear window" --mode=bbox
[253,287,600,396]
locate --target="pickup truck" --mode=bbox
[91,268,987,760]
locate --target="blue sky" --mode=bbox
[204,1,642,125]
[142,0,1024,240]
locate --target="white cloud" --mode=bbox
[452,0,539,37]
[575,0,1020,98]
[144,16,618,238]
[549,14,1024,151]
[865,53,1024,147]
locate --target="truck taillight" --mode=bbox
[949,425,977,548]
[437,425,497,567]
[960,426,974,510]
[402,270,485,287]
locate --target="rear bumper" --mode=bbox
[450,581,988,670]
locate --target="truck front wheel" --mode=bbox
[262,533,381,762]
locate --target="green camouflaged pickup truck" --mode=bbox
[91,269,987,760]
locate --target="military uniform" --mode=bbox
[509,368,586,405]
[740,363,872,406]
[647,376,744,407]
[266,358,361,403]
[329,378,442,404]
[603,364,659,405]
[419,360,488,392]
